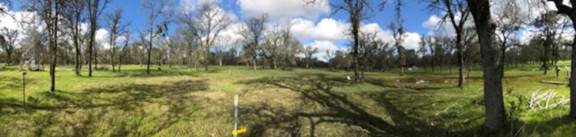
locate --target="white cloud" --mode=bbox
[493,0,557,21]
[95,29,110,49]
[403,32,422,50]
[422,15,441,30]
[237,0,329,19]
[0,6,43,48]
[216,22,245,48]
[360,23,394,43]
[359,23,421,50]
[304,40,345,62]
[422,12,474,37]
[290,18,349,41]
[180,0,218,13]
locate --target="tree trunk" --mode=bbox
[119,55,122,72]
[49,1,59,92]
[88,16,96,77]
[147,36,152,75]
[74,35,81,76]
[252,55,257,70]
[457,38,465,87]
[468,0,506,132]
[219,55,223,67]
[95,47,98,70]
[543,37,551,75]
[112,47,116,72]
[158,51,162,71]
[352,15,361,81]
[430,45,435,72]
[458,49,465,87]
[398,47,406,76]
[74,11,82,76]
[6,51,11,65]
[204,47,209,71]
[570,24,576,118]
[273,58,277,69]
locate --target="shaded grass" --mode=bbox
[0,64,575,136]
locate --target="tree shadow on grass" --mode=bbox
[77,68,203,78]
[238,75,449,137]
[0,79,207,136]
[512,114,576,136]
[116,69,202,78]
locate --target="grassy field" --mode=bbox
[0,63,575,137]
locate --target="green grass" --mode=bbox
[0,63,575,136]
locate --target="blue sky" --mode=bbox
[97,0,438,60]
[1,0,570,61]
[106,0,434,35]
[1,0,438,58]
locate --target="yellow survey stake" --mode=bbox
[232,127,247,135]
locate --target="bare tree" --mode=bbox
[390,0,405,76]
[547,0,576,118]
[194,4,230,71]
[178,18,201,69]
[118,33,130,72]
[303,46,318,69]
[105,8,125,72]
[0,28,17,65]
[423,36,436,71]
[33,0,65,92]
[241,15,266,70]
[17,3,45,71]
[0,0,10,61]
[329,0,386,81]
[494,0,522,72]
[262,25,286,69]
[141,0,172,75]
[62,0,84,76]
[0,0,10,15]
[271,25,301,69]
[86,0,109,77]
[428,0,471,87]
[468,0,506,132]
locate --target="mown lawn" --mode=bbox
[0,64,575,137]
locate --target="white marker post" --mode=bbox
[233,94,239,137]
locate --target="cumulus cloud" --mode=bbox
[95,29,111,49]
[403,32,422,50]
[422,15,441,30]
[304,40,345,62]
[290,18,349,41]
[293,20,425,62]
[360,23,393,43]
[0,5,43,48]
[215,22,246,48]
[180,0,218,13]
[360,23,422,50]
[237,0,330,19]
[422,12,474,37]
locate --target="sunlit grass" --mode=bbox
[0,64,575,136]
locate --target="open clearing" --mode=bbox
[0,64,575,137]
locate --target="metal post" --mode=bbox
[233,94,239,137]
